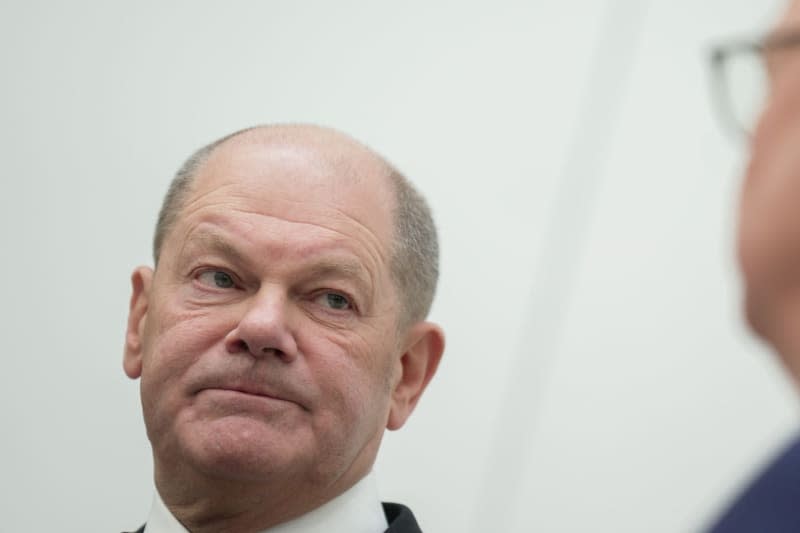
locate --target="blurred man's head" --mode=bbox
[123,124,444,530]
[738,1,800,380]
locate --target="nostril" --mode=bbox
[261,347,284,358]
[227,336,289,360]
[228,339,249,353]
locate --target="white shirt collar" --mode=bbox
[143,471,388,533]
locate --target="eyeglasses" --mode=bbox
[710,29,800,138]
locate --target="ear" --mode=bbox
[123,266,154,379]
[386,321,445,430]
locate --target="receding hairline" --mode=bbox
[205,124,395,175]
[154,124,396,256]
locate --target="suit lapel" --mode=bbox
[383,502,422,533]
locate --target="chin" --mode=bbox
[740,268,784,340]
[742,286,800,382]
[175,416,312,483]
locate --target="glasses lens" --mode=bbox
[722,50,767,135]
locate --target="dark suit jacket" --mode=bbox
[126,501,422,533]
[707,435,800,533]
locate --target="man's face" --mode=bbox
[738,1,800,375]
[124,134,411,495]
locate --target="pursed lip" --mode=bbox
[195,381,309,411]
[211,385,280,399]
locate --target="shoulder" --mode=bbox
[707,435,800,533]
[383,502,423,533]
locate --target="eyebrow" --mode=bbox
[301,260,373,296]
[180,231,248,266]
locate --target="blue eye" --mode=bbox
[197,270,236,289]
[321,293,351,310]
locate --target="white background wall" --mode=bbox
[1,1,798,532]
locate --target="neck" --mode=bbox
[154,463,367,533]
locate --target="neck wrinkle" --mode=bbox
[152,453,376,533]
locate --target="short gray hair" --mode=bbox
[153,127,256,266]
[152,126,439,326]
[385,169,439,326]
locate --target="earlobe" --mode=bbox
[123,266,154,379]
[386,322,445,431]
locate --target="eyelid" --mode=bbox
[311,289,358,313]
[192,266,242,290]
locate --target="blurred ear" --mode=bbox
[123,266,154,379]
[387,322,445,430]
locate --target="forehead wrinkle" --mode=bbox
[170,209,385,292]
[177,228,248,266]
[179,180,391,259]
[169,182,242,243]
[182,136,395,248]
[184,193,391,269]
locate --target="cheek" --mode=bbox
[139,306,235,422]
[738,113,800,316]
[143,310,221,371]
[145,288,241,356]
[301,330,396,430]
[742,90,800,227]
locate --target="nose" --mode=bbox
[224,287,298,363]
